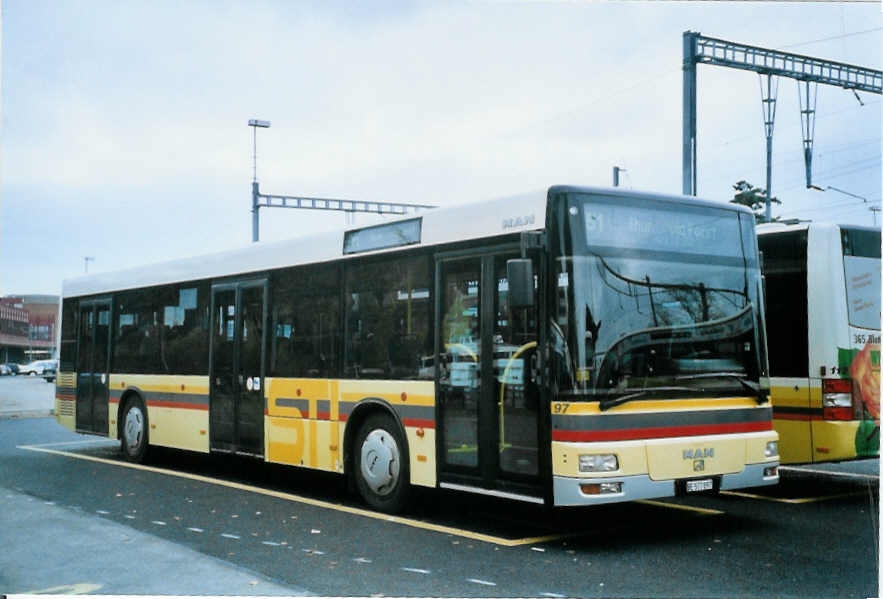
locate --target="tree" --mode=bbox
[730,180,781,222]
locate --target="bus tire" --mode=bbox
[120,396,149,463]
[354,412,409,513]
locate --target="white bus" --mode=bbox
[56,186,779,512]
[758,222,880,464]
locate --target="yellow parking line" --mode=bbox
[636,499,724,515]
[20,443,726,545]
[18,444,566,547]
[778,466,879,481]
[720,490,866,504]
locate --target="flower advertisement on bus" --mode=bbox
[839,251,881,456]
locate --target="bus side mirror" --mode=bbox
[507,259,534,308]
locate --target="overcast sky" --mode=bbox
[2,1,880,296]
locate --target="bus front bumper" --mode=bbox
[552,462,779,506]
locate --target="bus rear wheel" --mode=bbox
[354,413,409,513]
[120,397,149,463]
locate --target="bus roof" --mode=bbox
[757,222,882,235]
[62,185,748,298]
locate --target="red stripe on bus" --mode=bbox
[145,400,208,411]
[403,418,436,429]
[551,420,772,442]
[56,395,76,402]
[773,413,816,422]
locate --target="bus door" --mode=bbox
[435,251,544,501]
[75,299,111,434]
[210,280,267,457]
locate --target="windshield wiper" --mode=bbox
[675,372,768,404]
[599,386,696,412]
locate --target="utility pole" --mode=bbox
[682,31,882,216]
[798,81,818,188]
[760,74,778,223]
[613,166,625,187]
[682,31,698,197]
[84,257,94,274]
[247,119,436,243]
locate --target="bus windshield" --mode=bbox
[550,193,767,400]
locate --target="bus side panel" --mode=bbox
[264,378,437,488]
[338,380,437,489]
[806,226,879,462]
[810,376,878,462]
[770,376,813,464]
[55,371,77,431]
[108,375,210,453]
[265,378,324,469]
[806,226,850,381]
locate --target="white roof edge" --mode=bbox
[62,185,752,299]
[62,188,549,298]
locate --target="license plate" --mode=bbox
[685,478,714,493]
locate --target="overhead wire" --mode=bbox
[780,27,883,50]
[779,196,881,217]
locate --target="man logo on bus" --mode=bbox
[502,214,535,230]
[683,448,714,460]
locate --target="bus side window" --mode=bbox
[270,265,341,379]
[344,254,431,380]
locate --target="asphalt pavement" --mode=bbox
[2,485,307,595]
[1,376,878,597]
[0,377,309,596]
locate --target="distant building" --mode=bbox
[0,295,59,364]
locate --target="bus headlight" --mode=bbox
[765,441,778,458]
[579,454,619,472]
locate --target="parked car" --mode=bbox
[0,364,9,376]
[42,360,58,383]
[19,360,54,376]
[3,363,19,375]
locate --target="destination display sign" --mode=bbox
[343,218,422,255]
[583,202,744,257]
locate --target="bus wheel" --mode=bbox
[121,398,149,463]
[354,413,409,513]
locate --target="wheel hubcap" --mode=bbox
[360,429,400,496]
[124,406,144,453]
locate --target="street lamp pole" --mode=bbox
[248,119,271,243]
[84,257,94,274]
